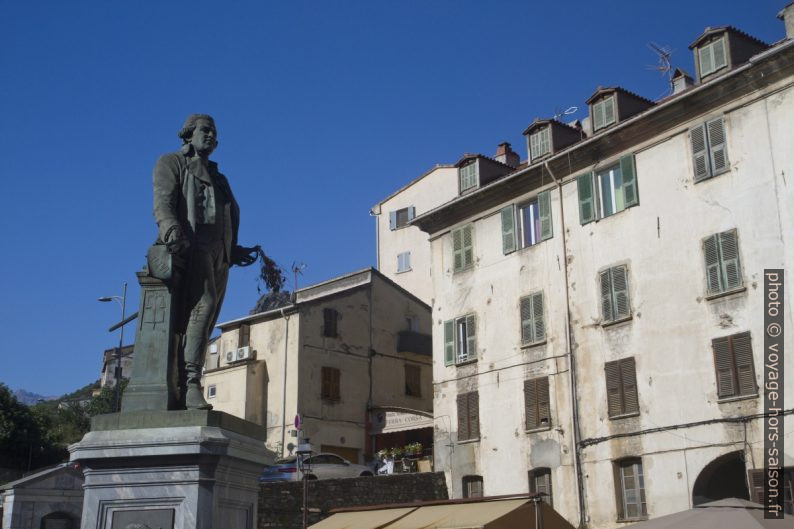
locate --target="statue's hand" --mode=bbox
[165,226,190,255]
[232,245,260,267]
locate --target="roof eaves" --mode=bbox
[689,25,770,49]
[371,163,456,211]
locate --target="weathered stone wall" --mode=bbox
[258,472,448,528]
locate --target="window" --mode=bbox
[456,391,480,441]
[405,364,421,397]
[704,230,742,296]
[323,308,338,338]
[238,323,250,348]
[698,36,727,78]
[529,126,551,161]
[406,316,419,332]
[524,377,551,430]
[605,357,639,418]
[615,459,647,520]
[529,468,553,506]
[452,224,474,271]
[600,265,631,324]
[321,366,341,401]
[691,117,729,181]
[520,292,545,345]
[462,475,483,498]
[592,94,616,131]
[444,314,476,365]
[501,191,552,254]
[577,155,638,224]
[459,161,478,193]
[712,332,756,399]
[397,251,411,273]
[749,467,794,514]
[389,206,415,230]
[207,384,216,399]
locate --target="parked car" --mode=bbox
[260,453,373,482]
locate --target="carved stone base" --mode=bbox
[69,411,268,529]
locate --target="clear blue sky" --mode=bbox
[0,1,785,396]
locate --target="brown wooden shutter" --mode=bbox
[712,336,736,398]
[732,332,756,396]
[621,358,639,414]
[605,361,624,417]
[457,393,469,440]
[537,377,550,427]
[468,392,480,439]
[524,379,537,429]
[238,323,250,348]
[321,367,331,400]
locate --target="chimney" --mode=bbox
[671,68,695,94]
[494,142,520,168]
[778,2,794,39]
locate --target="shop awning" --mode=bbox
[311,497,574,529]
[307,507,416,529]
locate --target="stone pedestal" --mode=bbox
[69,411,268,529]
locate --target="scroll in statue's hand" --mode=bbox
[232,245,260,267]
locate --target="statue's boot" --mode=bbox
[184,363,212,410]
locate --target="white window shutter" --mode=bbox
[604,95,616,126]
[691,124,711,181]
[407,206,416,221]
[719,230,742,290]
[706,118,729,174]
[501,206,516,254]
[389,211,397,230]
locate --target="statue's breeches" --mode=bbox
[182,239,229,380]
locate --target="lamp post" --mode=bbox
[98,282,127,412]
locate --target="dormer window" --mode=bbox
[528,127,551,162]
[698,36,727,78]
[592,95,616,132]
[459,161,478,193]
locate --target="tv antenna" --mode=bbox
[647,42,674,81]
[552,106,578,121]
[291,262,306,296]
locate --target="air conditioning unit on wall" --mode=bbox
[225,350,235,363]
[236,346,252,361]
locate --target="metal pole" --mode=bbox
[302,471,308,529]
[115,282,127,412]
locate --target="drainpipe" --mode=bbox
[370,208,380,270]
[545,160,587,527]
[280,307,291,458]
[366,283,375,459]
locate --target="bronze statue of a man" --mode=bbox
[152,114,253,410]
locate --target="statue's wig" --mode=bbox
[178,114,216,144]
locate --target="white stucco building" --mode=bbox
[378,8,794,528]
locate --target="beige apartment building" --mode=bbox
[201,268,433,464]
[379,7,794,528]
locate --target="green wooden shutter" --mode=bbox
[712,336,736,398]
[621,358,639,414]
[699,45,715,76]
[691,124,711,181]
[452,228,463,271]
[732,333,756,396]
[444,320,454,366]
[501,206,516,254]
[520,296,533,344]
[532,292,545,342]
[704,234,722,294]
[719,230,742,290]
[462,225,474,268]
[605,360,623,417]
[465,314,476,360]
[620,155,638,207]
[706,117,729,174]
[593,100,605,131]
[538,190,553,240]
[612,266,631,320]
[712,36,727,71]
[600,269,615,322]
[604,95,616,126]
[468,392,480,439]
[577,172,596,224]
[457,393,469,440]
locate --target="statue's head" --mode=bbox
[178,114,218,157]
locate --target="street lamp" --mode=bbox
[98,282,127,412]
